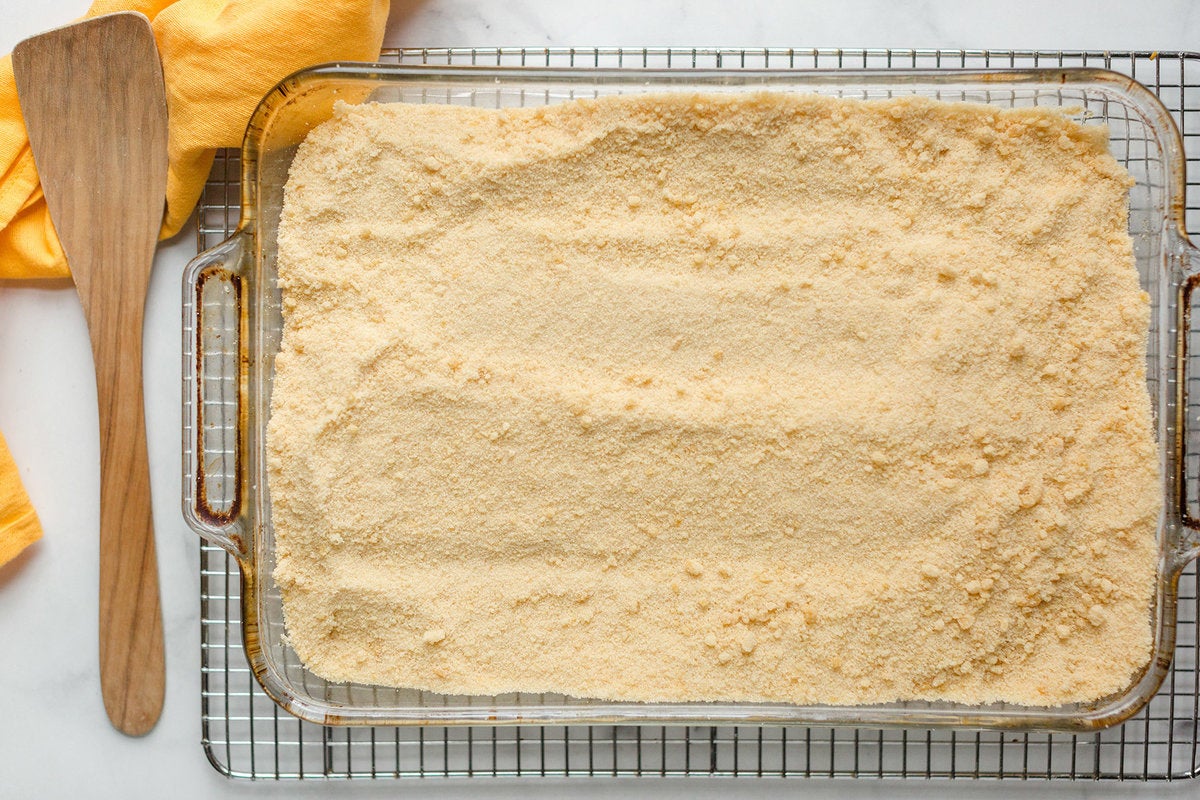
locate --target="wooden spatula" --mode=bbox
[13,11,168,736]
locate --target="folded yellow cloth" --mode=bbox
[0,0,390,567]
[0,431,40,566]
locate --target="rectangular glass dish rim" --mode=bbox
[184,62,1200,730]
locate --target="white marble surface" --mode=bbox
[1,1,1199,797]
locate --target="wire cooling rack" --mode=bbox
[196,47,1200,780]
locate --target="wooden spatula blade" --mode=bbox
[13,11,168,737]
[13,12,167,294]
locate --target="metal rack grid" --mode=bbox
[195,47,1200,780]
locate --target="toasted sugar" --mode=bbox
[269,92,1160,706]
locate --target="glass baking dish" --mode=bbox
[183,62,1200,730]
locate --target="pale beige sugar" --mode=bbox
[268,92,1161,706]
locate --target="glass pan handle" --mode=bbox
[182,232,250,562]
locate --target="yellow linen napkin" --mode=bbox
[0,431,40,566]
[0,0,390,567]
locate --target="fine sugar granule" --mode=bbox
[268,92,1160,706]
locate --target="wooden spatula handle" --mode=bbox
[94,314,163,737]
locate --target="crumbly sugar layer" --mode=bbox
[269,92,1161,706]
